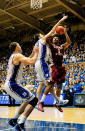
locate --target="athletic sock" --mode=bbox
[40,94,46,102]
[53,96,60,103]
[57,97,60,101]
[53,99,56,104]
[18,115,27,124]
[13,112,21,119]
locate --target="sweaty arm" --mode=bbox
[13,47,39,65]
[43,16,68,40]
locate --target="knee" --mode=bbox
[37,83,44,92]
[39,82,45,88]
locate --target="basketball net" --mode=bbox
[30,0,42,9]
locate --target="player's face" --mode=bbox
[38,33,44,39]
[53,37,59,45]
[16,43,22,53]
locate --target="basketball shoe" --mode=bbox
[8,118,17,127]
[14,123,25,131]
[37,102,44,112]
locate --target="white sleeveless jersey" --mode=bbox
[35,39,52,62]
[4,54,35,104]
[35,39,52,82]
[6,54,24,83]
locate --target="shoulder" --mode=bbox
[40,38,46,45]
[14,53,24,58]
[35,40,40,47]
[13,53,24,62]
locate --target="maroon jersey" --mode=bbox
[50,44,64,66]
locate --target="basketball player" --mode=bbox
[30,16,68,112]
[38,27,71,112]
[4,42,38,131]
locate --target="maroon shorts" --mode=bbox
[51,65,66,84]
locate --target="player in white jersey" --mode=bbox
[35,38,52,82]
[4,42,38,131]
[30,16,68,112]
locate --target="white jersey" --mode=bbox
[35,39,51,62]
[35,39,52,82]
[4,54,35,104]
[6,53,23,83]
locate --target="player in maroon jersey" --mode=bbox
[38,27,71,112]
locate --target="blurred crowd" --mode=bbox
[63,42,85,64]
[0,54,84,97]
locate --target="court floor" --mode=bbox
[0,106,85,131]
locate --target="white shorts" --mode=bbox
[35,60,51,82]
[4,81,35,104]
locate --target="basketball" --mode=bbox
[56,26,65,35]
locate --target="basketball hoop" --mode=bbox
[30,0,42,10]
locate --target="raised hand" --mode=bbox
[60,15,68,22]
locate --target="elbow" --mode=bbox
[68,40,71,45]
[30,60,36,65]
[30,62,35,66]
[25,61,35,66]
[69,40,71,44]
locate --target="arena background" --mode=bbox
[0,0,85,130]
[0,0,84,106]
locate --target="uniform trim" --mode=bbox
[8,81,34,103]
[40,44,50,79]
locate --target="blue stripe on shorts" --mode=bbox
[10,82,29,98]
[41,45,50,79]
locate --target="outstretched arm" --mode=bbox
[13,46,39,65]
[43,16,68,40]
[62,28,71,49]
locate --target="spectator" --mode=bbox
[63,86,73,106]
[70,54,76,63]
[81,85,85,93]
[0,80,6,94]
[74,79,82,93]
